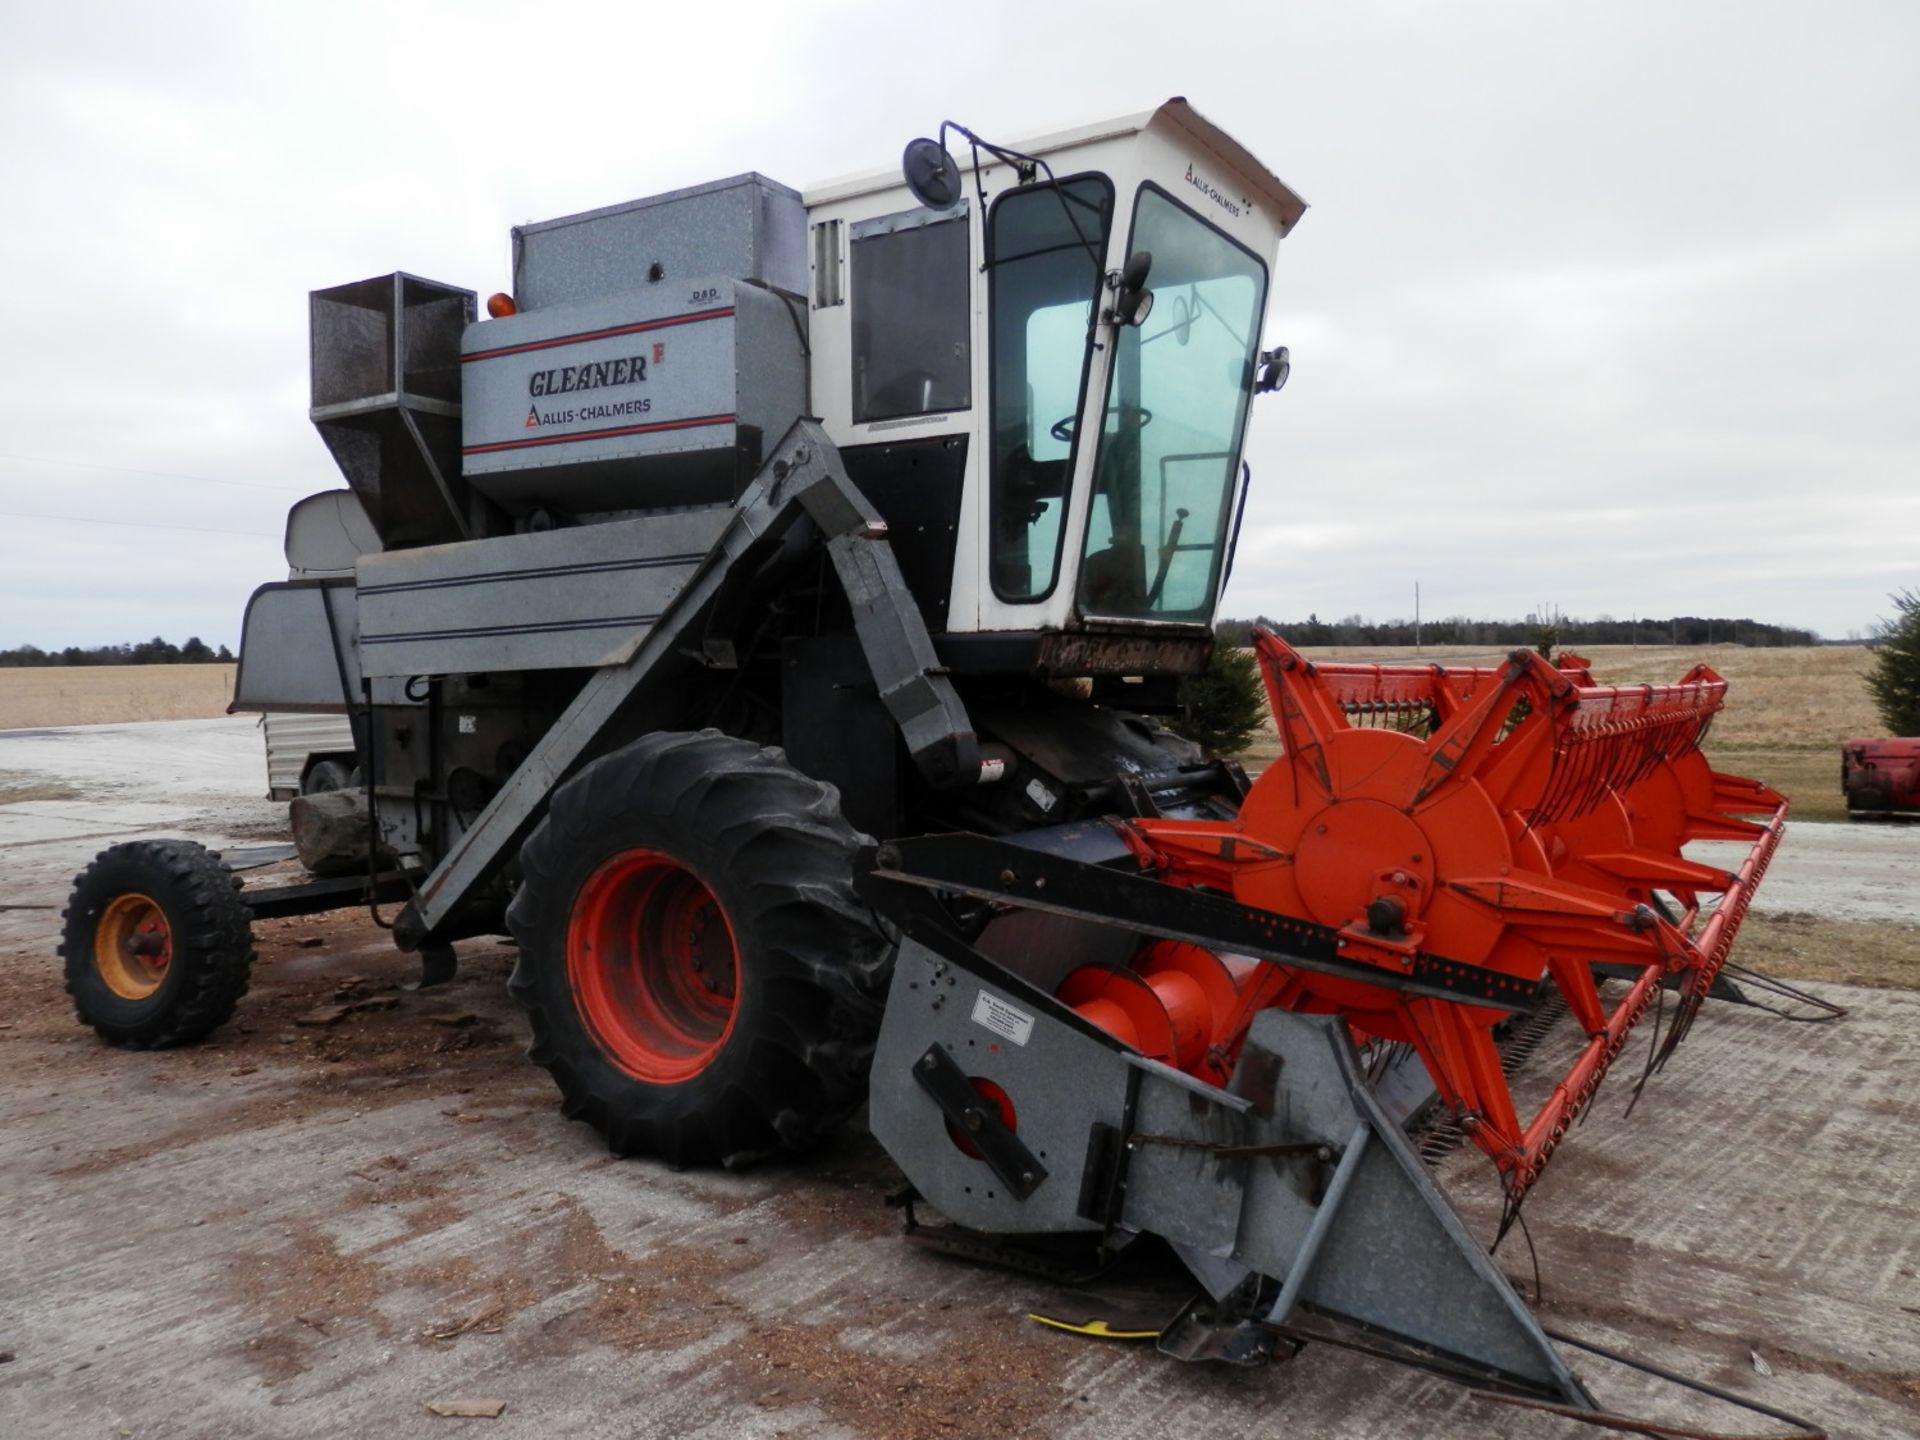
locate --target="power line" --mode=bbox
[0,450,311,494]
[0,508,279,539]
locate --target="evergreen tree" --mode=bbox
[1866,589,1920,735]
[1170,644,1269,757]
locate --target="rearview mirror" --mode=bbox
[1255,345,1291,394]
[1112,249,1154,327]
[901,137,963,211]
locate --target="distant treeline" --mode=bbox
[1216,615,1821,649]
[0,637,235,667]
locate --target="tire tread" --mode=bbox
[59,839,255,1049]
[508,730,888,1169]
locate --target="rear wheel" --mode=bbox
[303,759,353,795]
[507,730,890,1168]
[60,840,255,1047]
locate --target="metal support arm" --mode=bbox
[390,419,977,949]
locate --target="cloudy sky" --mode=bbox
[1,1,1914,647]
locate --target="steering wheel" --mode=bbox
[1050,406,1153,444]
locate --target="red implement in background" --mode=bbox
[1057,630,1787,1201]
[1842,737,1920,817]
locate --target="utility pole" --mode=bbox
[1415,581,1421,655]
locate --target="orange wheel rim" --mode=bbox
[565,849,741,1084]
[94,893,173,1000]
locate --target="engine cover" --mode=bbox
[459,275,806,514]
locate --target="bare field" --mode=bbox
[1736,910,1920,990]
[1238,644,1875,822]
[1710,747,1847,822]
[1576,643,1880,748]
[0,771,80,804]
[0,663,236,730]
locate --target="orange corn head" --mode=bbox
[1083,630,1786,1197]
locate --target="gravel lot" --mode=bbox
[2,718,1915,1439]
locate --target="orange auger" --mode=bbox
[1061,629,1787,1199]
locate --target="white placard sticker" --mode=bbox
[970,990,1035,1047]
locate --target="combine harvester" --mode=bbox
[59,100,1820,1434]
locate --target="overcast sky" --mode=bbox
[1,1,1914,647]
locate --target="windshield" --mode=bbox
[986,175,1114,602]
[1077,186,1267,622]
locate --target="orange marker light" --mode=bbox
[486,292,518,319]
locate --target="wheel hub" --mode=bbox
[566,849,741,1084]
[94,893,173,1000]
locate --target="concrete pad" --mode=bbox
[1695,820,1920,925]
[0,717,282,953]
[1,720,1914,1438]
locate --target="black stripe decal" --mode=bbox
[463,412,735,456]
[461,306,735,363]
[362,614,663,645]
[359,552,707,598]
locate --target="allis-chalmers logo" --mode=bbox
[523,343,664,429]
[1185,162,1250,220]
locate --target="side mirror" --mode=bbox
[1111,249,1154,327]
[1255,345,1291,394]
[902,137,963,211]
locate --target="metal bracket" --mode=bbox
[386,419,983,947]
[801,465,980,790]
[868,920,1597,1409]
[912,1043,1047,1201]
[864,833,1538,1011]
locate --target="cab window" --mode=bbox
[850,209,971,423]
[985,176,1114,602]
[1078,186,1266,621]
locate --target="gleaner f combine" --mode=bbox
[60,101,1820,1432]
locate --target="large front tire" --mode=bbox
[60,840,255,1048]
[506,730,890,1169]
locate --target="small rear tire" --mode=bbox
[303,759,354,795]
[60,839,255,1048]
[507,730,890,1169]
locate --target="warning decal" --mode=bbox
[971,990,1035,1047]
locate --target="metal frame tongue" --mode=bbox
[865,906,1596,1407]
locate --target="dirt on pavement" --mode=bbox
[2,718,1917,1439]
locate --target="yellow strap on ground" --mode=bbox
[1027,1313,1161,1341]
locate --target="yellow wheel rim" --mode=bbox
[94,893,173,1000]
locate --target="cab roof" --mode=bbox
[803,97,1308,235]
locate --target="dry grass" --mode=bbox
[1575,644,1879,749]
[0,770,81,804]
[1234,644,1874,821]
[1732,910,1920,990]
[1706,748,1847,822]
[0,664,236,731]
